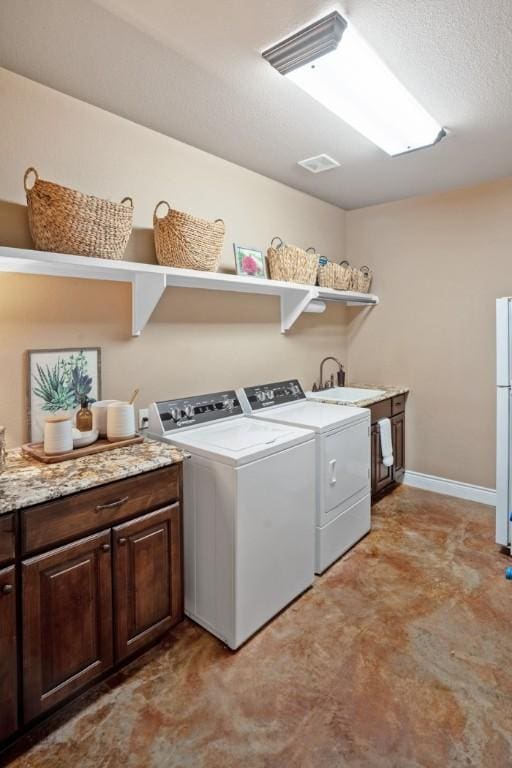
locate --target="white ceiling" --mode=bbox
[1,0,512,209]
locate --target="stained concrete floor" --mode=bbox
[3,485,512,768]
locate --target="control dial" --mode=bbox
[170,407,181,421]
[257,391,266,402]
[184,404,194,418]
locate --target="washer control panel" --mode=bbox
[154,390,242,432]
[241,380,305,411]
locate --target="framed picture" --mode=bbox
[27,348,102,442]
[233,244,267,278]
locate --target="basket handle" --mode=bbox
[214,218,225,233]
[120,196,133,208]
[270,236,284,249]
[153,200,171,221]
[360,265,370,274]
[306,247,316,254]
[24,167,39,192]
[340,260,351,267]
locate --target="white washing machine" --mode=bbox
[238,380,371,574]
[148,390,316,649]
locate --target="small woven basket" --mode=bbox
[266,237,318,284]
[353,265,373,293]
[24,167,133,259]
[153,201,225,271]
[318,260,354,290]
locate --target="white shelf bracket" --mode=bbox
[280,287,318,333]
[131,272,166,336]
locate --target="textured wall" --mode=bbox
[0,67,349,447]
[346,178,512,489]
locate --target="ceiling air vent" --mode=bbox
[297,154,340,173]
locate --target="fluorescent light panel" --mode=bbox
[263,12,445,157]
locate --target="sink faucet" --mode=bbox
[313,357,345,391]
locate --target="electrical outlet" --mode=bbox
[138,408,149,430]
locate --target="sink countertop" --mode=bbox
[309,384,409,409]
[0,438,185,516]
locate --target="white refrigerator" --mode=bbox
[496,298,512,548]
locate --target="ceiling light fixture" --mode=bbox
[262,11,446,157]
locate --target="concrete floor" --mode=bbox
[4,486,512,768]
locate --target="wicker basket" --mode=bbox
[266,237,318,285]
[318,260,354,290]
[153,201,225,271]
[353,265,373,293]
[24,167,133,260]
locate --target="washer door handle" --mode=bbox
[329,459,337,485]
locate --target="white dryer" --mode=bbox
[238,380,371,574]
[148,390,315,649]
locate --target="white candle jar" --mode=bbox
[44,416,73,455]
[107,402,136,442]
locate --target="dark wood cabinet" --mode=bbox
[22,530,114,721]
[0,565,18,741]
[113,504,182,662]
[370,395,407,500]
[2,461,184,738]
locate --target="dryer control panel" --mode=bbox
[240,380,305,411]
[149,390,242,433]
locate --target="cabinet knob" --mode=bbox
[118,537,127,545]
[101,543,111,552]
[1,584,13,595]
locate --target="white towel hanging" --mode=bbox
[378,418,394,467]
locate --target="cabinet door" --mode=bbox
[391,412,405,481]
[22,530,113,722]
[0,566,18,740]
[371,425,394,495]
[113,504,182,662]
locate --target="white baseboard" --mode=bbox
[403,470,496,507]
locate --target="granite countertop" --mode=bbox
[308,384,410,408]
[0,438,185,515]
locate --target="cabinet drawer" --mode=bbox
[391,395,406,415]
[0,514,15,566]
[22,465,180,555]
[370,398,392,423]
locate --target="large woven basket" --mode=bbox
[266,237,318,285]
[318,260,354,290]
[153,201,225,271]
[24,167,133,259]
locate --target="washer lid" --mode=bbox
[169,415,313,466]
[250,400,368,433]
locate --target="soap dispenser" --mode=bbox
[76,398,93,432]
[337,366,346,387]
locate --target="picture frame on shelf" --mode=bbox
[233,244,267,279]
[26,347,102,442]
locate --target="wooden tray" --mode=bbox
[22,435,144,464]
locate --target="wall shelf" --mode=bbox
[0,246,379,335]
